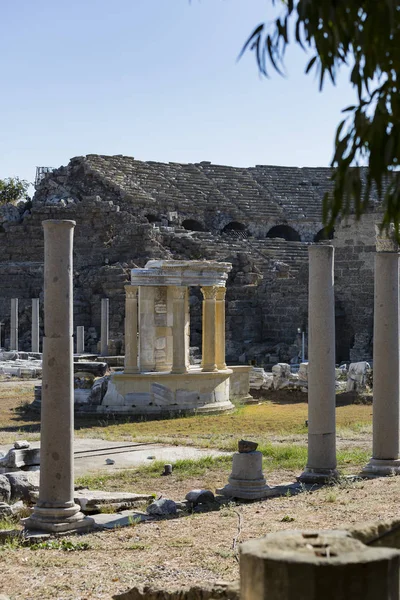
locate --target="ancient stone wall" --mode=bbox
[0,155,379,361]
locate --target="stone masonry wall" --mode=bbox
[0,155,380,361]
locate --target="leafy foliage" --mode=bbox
[240,1,400,235]
[0,177,30,205]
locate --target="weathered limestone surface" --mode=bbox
[240,530,400,600]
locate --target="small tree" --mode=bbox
[0,177,30,206]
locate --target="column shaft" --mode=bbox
[299,245,337,482]
[364,251,400,475]
[25,220,91,533]
[171,286,189,374]
[215,287,227,370]
[76,326,85,354]
[138,286,156,371]
[10,298,18,351]
[100,298,109,356]
[32,298,40,353]
[201,286,218,372]
[124,286,139,373]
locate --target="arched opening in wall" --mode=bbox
[145,214,160,223]
[221,222,249,239]
[266,225,301,242]
[182,219,205,232]
[314,228,335,242]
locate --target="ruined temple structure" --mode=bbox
[99,259,235,415]
[0,154,380,363]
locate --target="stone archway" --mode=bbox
[266,225,301,242]
[182,219,205,232]
[314,227,335,242]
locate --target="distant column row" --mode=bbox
[2,297,111,355]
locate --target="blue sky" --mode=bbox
[0,0,355,186]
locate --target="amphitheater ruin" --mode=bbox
[0,154,379,364]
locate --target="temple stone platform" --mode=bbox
[91,367,233,416]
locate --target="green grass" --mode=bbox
[75,445,370,492]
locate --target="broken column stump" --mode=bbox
[240,530,400,600]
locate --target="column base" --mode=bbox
[362,458,400,477]
[297,467,339,484]
[202,365,218,373]
[216,479,271,500]
[124,367,140,374]
[24,504,94,534]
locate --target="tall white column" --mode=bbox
[31,298,40,353]
[299,245,337,483]
[100,298,109,356]
[10,298,18,351]
[363,248,400,475]
[171,286,189,374]
[76,326,84,354]
[201,286,218,373]
[215,287,227,370]
[124,285,139,373]
[25,220,92,533]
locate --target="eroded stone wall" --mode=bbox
[0,156,378,361]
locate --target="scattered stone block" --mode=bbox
[0,476,11,503]
[74,490,153,513]
[185,489,215,505]
[92,510,150,530]
[0,448,40,469]
[113,580,240,600]
[13,440,30,449]
[0,502,12,517]
[146,499,177,516]
[5,470,40,502]
[238,439,258,453]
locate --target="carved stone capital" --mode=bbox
[375,224,399,252]
[125,285,138,300]
[215,287,226,301]
[201,285,218,301]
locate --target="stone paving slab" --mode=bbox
[0,438,229,476]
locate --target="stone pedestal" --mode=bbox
[216,451,270,499]
[100,298,109,356]
[171,286,189,374]
[299,245,338,483]
[76,326,84,354]
[24,220,92,534]
[215,287,227,370]
[364,251,400,476]
[124,286,139,373]
[201,286,218,372]
[31,299,40,353]
[10,298,18,351]
[240,530,400,600]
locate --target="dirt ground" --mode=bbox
[0,380,396,600]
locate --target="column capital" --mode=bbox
[201,285,218,300]
[215,287,226,301]
[125,285,138,299]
